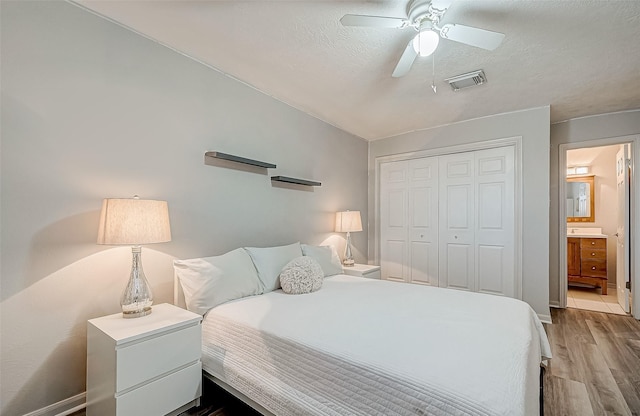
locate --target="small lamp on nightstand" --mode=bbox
[335,210,362,267]
[97,196,171,318]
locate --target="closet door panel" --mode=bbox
[475,147,515,297]
[408,158,439,285]
[380,161,409,281]
[410,242,435,285]
[446,244,473,290]
[387,190,406,234]
[384,240,406,282]
[439,153,475,291]
[477,245,504,294]
[409,187,432,285]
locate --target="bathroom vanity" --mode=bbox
[567,228,608,294]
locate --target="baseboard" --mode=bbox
[22,392,85,416]
[538,313,552,324]
[549,301,561,308]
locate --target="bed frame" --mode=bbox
[173,272,545,416]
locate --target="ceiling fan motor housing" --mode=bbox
[408,0,446,26]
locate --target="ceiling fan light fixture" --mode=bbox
[412,30,439,57]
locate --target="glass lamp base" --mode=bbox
[122,306,152,319]
[121,246,154,319]
[343,231,356,267]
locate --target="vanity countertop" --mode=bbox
[567,233,607,238]
[567,227,607,238]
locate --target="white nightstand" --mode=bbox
[87,303,202,416]
[342,264,381,279]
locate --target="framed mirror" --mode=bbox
[566,175,595,222]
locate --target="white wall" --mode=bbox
[368,107,551,319]
[550,109,640,306]
[0,2,368,414]
[567,145,619,285]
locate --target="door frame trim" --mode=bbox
[374,136,523,299]
[559,135,640,319]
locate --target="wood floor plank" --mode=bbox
[558,308,597,345]
[586,319,640,380]
[546,319,584,381]
[544,375,594,416]
[611,368,640,416]
[545,308,640,416]
[572,343,631,415]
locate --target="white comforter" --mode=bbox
[201,275,551,416]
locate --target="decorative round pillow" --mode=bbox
[279,256,324,295]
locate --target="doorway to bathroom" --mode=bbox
[560,139,635,316]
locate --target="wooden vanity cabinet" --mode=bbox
[567,237,607,295]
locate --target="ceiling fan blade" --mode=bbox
[340,14,407,29]
[392,37,418,78]
[439,23,505,50]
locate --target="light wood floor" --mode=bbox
[544,307,640,416]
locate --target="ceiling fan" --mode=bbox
[340,0,505,77]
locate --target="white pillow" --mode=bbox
[244,242,303,292]
[279,256,324,295]
[301,244,343,277]
[173,248,262,315]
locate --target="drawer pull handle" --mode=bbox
[591,252,596,256]
[591,242,596,245]
[592,266,596,270]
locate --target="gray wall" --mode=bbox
[0,2,367,414]
[549,110,640,306]
[368,107,551,319]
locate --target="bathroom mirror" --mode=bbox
[566,175,595,222]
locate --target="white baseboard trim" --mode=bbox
[549,301,561,308]
[22,392,85,416]
[538,313,552,324]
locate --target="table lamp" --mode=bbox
[335,210,362,267]
[97,196,171,318]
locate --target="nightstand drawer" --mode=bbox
[117,323,201,392]
[116,361,202,416]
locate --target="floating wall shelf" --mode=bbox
[205,151,276,169]
[271,176,321,187]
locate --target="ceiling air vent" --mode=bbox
[445,70,487,92]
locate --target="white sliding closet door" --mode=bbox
[380,158,439,284]
[408,158,439,285]
[438,146,515,296]
[438,152,476,291]
[378,145,516,298]
[380,161,409,282]
[475,147,515,296]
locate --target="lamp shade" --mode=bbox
[335,211,363,233]
[97,198,171,245]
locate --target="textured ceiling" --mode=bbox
[74,0,640,140]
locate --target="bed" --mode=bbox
[174,244,551,416]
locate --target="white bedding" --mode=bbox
[201,275,551,416]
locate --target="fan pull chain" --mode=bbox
[431,52,437,93]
